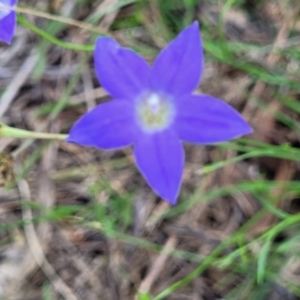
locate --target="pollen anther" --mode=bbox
[136,93,174,132]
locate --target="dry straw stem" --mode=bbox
[14,141,79,300]
[18,179,79,300]
[241,3,298,234]
[138,236,178,295]
[0,3,108,35]
[0,51,38,118]
[243,2,298,126]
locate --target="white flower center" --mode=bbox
[136,93,175,133]
[0,1,14,19]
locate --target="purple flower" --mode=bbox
[67,22,252,204]
[0,0,17,44]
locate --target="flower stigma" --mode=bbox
[136,93,175,133]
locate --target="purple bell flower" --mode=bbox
[0,0,17,44]
[67,22,252,204]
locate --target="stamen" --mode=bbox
[136,93,175,133]
[147,94,160,113]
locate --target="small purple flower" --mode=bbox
[0,0,17,44]
[67,22,252,204]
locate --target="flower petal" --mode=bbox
[0,0,17,7]
[0,11,16,44]
[94,37,151,99]
[174,95,253,144]
[67,100,137,149]
[134,130,184,204]
[151,21,204,96]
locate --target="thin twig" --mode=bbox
[138,236,178,295]
[18,179,78,300]
[0,51,38,118]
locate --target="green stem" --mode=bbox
[153,213,300,300]
[0,123,67,140]
[17,14,95,52]
[153,243,225,300]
